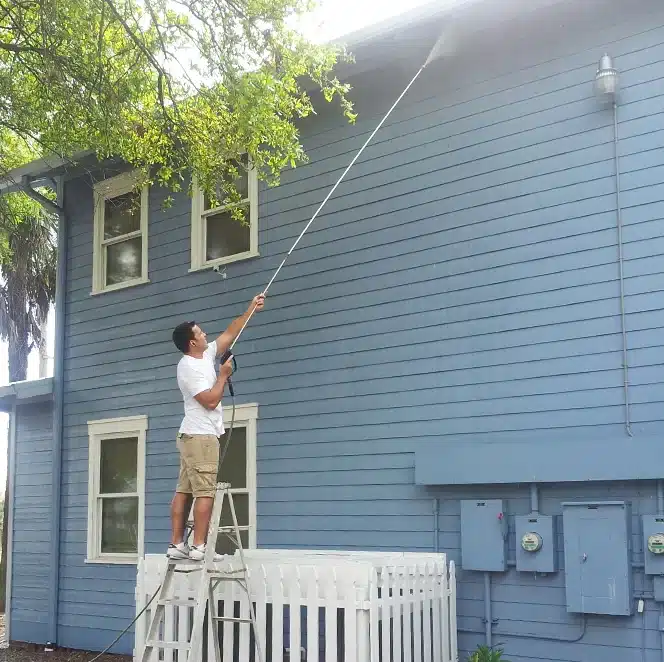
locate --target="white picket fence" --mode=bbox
[134,549,457,662]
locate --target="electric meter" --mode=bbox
[648,533,664,555]
[521,532,543,553]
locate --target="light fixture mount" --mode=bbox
[595,53,618,98]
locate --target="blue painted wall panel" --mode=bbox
[10,402,53,644]
[45,0,664,659]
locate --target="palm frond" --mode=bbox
[0,192,57,381]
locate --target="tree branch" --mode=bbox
[0,42,47,55]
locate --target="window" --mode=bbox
[92,171,149,294]
[86,415,147,564]
[190,155,259,271]
[215,403,258,554]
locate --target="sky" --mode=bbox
[0,0,441,493]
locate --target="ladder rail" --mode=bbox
[138,482,263,662]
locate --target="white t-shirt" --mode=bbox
[177,341,225,437]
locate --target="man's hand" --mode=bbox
[194,356,234,410]
[215,292,267,354]
[250,292,266,313]
[219,355,234,379]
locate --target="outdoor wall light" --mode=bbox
[595,53,619,99]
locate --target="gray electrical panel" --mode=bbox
[515,513,557,573]
[643,515,664,575]
[562,501,632,616]
[460,499,508,572]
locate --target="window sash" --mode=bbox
[92,171,149,294]
[96,494,139,555]
[190,161,258,271]
[97,492,140,499]
[86,416,146,564]
[101,229,143,248]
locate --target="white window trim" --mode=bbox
[189,161,259,272]
[221,402,258,548]
[86,414,147,565]
[92,170,150,295]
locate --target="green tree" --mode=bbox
[0,0,357,615]
[0,167,56,613]
[0,0,356,212]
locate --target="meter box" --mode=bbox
[642,515,664,575]
[515,513,557,573]
[562,501,632,616]
[460,499,508,572]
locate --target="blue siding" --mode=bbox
[52,0,664,659]
[10,402,53,643]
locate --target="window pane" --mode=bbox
[215,527,249,556]
[101,497,138,553]
[100,437,137,493]
[106,236,142,285]
[104,191,140,239]
[206,207,250,261]
[217,426,246,488]
[220,493,248,528]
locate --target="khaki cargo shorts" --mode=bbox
[175,433,219,498]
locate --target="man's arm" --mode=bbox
[214,293,265,355]
[194,360,233,410]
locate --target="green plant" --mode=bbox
[467,645,510,662]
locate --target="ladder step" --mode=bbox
[213,616,254,623]
[186,524,239,533]
[146,641,191,650]
[158,598,198,607]
[209,570,248,578]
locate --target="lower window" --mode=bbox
[86,415,147,564]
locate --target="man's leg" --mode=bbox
[186,434,220,557]
[169,438,193,553]
[171,492,192,545]
[192,496,214,547]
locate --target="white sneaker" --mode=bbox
[167,542,190,560]
[188,544,224,562]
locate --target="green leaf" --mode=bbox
[0,0,357,211]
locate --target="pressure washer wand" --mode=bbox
[227,30,449,352]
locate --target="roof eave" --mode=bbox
[0,376,54,413]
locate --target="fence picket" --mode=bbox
[435,563,446,662]
[270,566,285,662]
[393,567,403,662]
[369,568,379,662]
[344,572,357,662]
[403,567,412,662]
[221,571,235,662]
[423,565,433,662]
[255,565,268,662]
[288,568,302,662]
[306,568,320,662]
[448,563,458,662]
[413,567,423,662]
[380,568,390,662]
[324,569,338,662]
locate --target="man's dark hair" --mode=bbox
[172,321,197,354]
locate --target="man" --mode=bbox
[168,293,266,561]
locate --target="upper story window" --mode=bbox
[92,171,149,294]
[190,154,259,271]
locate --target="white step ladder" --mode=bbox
[140,482,263,662]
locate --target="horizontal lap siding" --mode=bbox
[11,402,53,644]
[57,0,664,659]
